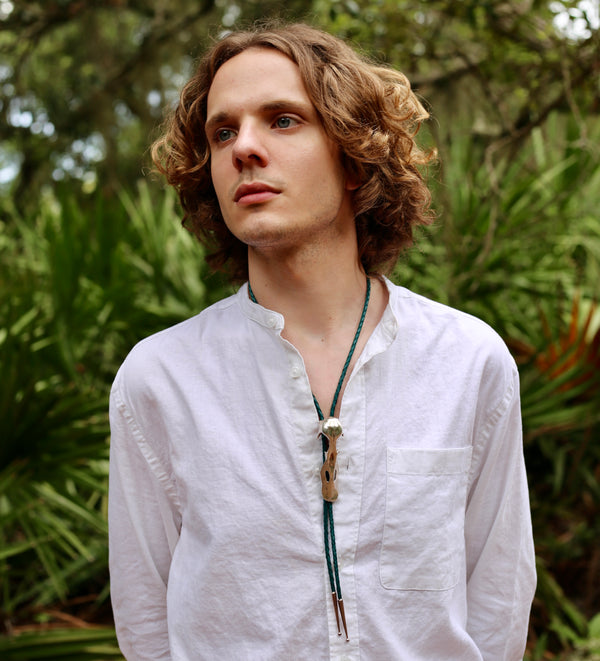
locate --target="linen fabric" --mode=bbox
[108,278,536,661]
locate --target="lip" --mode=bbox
[234,182,280,205]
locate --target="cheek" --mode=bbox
[307,154,347,198]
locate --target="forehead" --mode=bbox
[206,47,313,120]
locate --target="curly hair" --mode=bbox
[152,22,435,282]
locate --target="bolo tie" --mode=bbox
[248,276,371,642]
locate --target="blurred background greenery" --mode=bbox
[1,1,599,659]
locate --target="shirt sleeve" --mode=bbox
[108,372,181,660]
[464,364,536,660]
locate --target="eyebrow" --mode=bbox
[205,99,313,135]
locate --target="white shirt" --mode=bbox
[108,279,536,661]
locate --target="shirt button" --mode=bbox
[266,316,277,328]
[290,365,302,378]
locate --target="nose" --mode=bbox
[231,121,268,170]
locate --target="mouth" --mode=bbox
[234,182,280,206]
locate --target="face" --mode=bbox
[205,48,357,256]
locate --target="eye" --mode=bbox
[274,116,297,129]
[215,128,236,143]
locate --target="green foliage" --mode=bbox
[1,208,111,619]
[528,612,600,660]
[0,627,123,660]
[317,0,599,143]
[568,612,600,660]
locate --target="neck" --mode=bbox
[247,246,368,341]
[247,242,389,418]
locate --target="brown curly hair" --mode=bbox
[152,22,435,282]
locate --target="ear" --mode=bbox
[345,174,361,191]
[342,156,362,191]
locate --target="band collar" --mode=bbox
[238,282,285,331]
[237,277,400,342]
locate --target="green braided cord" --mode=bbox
[313,395,324,421]
[328,501,343,599]
[323,502,336,592]
[248,283,257,303]
[328,276,371,418]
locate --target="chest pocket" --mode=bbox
[380,446,472,591]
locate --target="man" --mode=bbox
[108,23,536,660]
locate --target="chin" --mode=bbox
[230,217,291,247]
